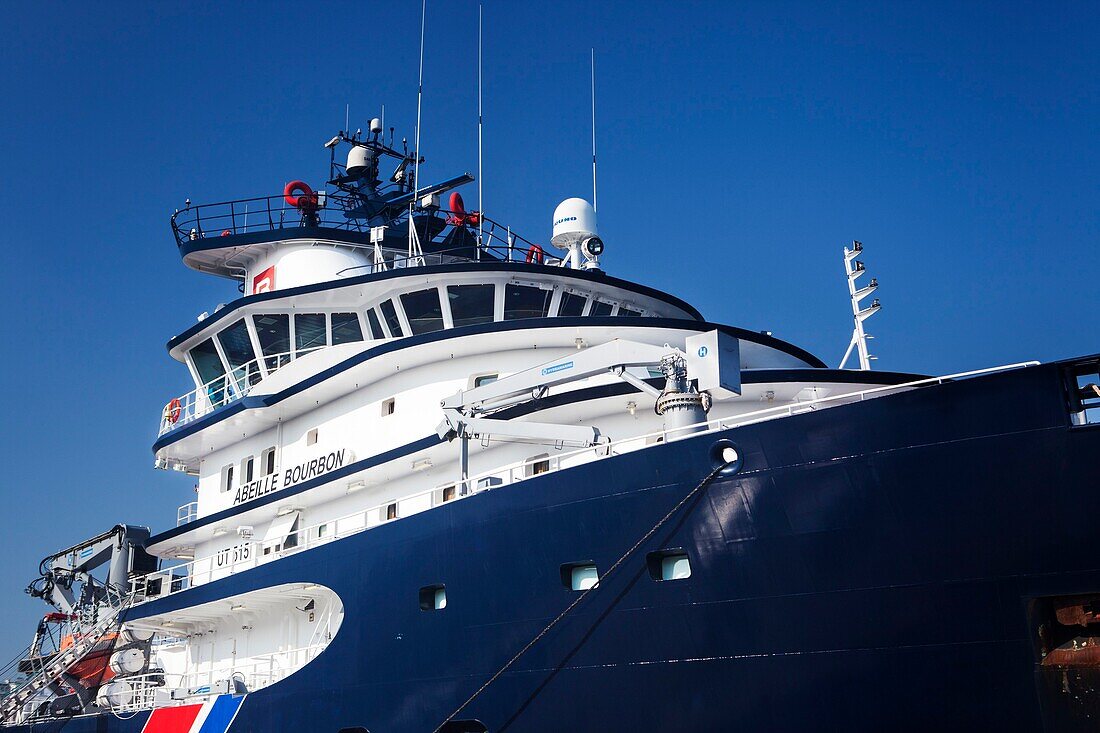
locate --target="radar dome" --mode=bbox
[346,146,376,177]
[551,198,598,249]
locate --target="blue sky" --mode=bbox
[0,1,1095,656]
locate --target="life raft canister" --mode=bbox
[164,398,182,424]
[284,180,319,212]
[526,244,545,264]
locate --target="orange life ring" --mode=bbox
[220,229,232,237]
[284,180,319,211]
[526,244,545,264]
[165,398,182,424]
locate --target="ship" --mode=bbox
[1,116,1099,733]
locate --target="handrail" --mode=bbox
[104,643,327,714]
[159,347,322,436]
[136,360,1040,607]
[170,189,550,263]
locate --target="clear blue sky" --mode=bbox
[0,1,1095,657]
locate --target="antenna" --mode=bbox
[345,104,349,134]
[590,48,597,212]
[838,241,882,370]
[410,0,427,263]
[478,4,484,248]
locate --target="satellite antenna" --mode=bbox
[839,241,882,370]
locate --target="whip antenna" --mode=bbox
[591,48,598,212]
[478,4,484,249]
[410,0,428,262]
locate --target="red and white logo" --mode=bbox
[252,266,275,294]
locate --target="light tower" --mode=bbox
[839,241,881,370]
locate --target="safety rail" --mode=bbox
[159,347,322,436]
[136,361,1040,607]
[170,192,549,263]
[103,644,327,714]
[177,502,198,527]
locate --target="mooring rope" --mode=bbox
[432,459,731,732]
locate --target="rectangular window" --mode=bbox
[306,428,319,446]
[557,292,588,317]
[386,503,398,521]
[618,307,642,317]
[221,464,235,493]
[647,550,692,581]
[366,308,385,339]
[525,454,551,477]
[561,563,599,591]
[447,284,496,327]
[442,485,456,502]
[504,284,552,320]
[331,313,364,345]
[379,300,404,337]
[590,300,614,317]
[473,373,498,388]
[294,313,328,354]
[241,456,254,484]
[381,398,395,416]
[419,585,447,611]
[217,319,260,389]
[261,447,276,476]
[400,288,445,335]
[253,314,291,370]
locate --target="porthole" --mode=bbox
[710,439,743,476]
[646,550,692,581]
[560,562,599,591]
[419,584,447,611]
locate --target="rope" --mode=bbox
[432,459,731,732]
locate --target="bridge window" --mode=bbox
[379,300,404,337]
[331,313,364,345]
[557,291,588,317]
[189,338,227,403]
[217,319,259,388]
[254,314,291,370]
[504,284,552,320]
[365,308,385,339]
[447,284,496,328]
[618,307,642,317]
[590,300,614,317]
[401,288,445,335]
[295,314,328,354]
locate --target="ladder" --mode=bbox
[0,594,134,725]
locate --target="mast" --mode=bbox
[839,241,881,370]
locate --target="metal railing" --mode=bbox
[177,502,198,527]
[159,347,322,436]
[170,190,554,265]
[136,361,1040,607]
[103,644,327,714]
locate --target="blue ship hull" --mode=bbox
[12,359,1100,732]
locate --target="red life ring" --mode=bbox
[220,229,232,237]
[284,180,319,211]
[165,398,182,424]
[526,244,545,264]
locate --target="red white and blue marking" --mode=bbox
[140,695,245,733]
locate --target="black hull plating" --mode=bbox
[13,360,1100,732]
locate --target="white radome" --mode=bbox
[550,198,598,249]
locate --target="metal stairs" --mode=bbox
[0,594,134,725]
